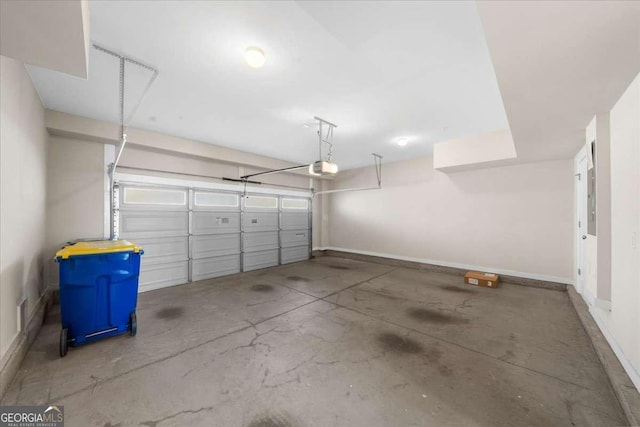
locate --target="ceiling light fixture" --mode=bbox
[396,137,408,147]
[245,46,266,68]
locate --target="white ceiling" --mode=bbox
[28,0,509,169]
[477,0,640,163]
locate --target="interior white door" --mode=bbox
[576,153,588,295]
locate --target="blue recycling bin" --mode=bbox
[55,240,144,357]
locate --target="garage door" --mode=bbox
[118,184,190,292]
[116,179,311,290]
[191,190,241,281]
[242,194,279,271]
[280,197,311,264]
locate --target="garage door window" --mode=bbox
[194,192,239,208]
[124,187,187,206]
[282,198,309,210]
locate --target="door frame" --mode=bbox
[575,147,588,295]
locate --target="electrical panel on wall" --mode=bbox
[587,140,596,236]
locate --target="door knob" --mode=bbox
[582,235,587,240]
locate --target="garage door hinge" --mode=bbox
[578,268,581,275]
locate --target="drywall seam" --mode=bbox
[313,246,573,285]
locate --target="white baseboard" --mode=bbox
[313,246,573,285]
[0,331,20,371]
[0,291,47,372]
[0,289,51,398]
[595,298,612,311]
[590,306,640,391]
[582,286,597,307]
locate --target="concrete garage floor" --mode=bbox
[2,256,626,427]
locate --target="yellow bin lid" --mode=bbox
[56,240,142,259]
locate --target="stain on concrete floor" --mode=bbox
[154,306,184,320]
[326,264,350,270]
[421,345,443,363]
[251,284,275,292]
[246,412,296,427]
[376,332,423,354]
[439,284,478,294]
[407,307,469,324]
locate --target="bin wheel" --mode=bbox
[130,312,137,336]
[59,328,69,357]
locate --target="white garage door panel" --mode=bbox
[192,233,240,258]
[244,195,278,211]
[243,212,278,232]
[243,249,279,271]
[119,183,190,292]
[281,246,310,264]
[279,197,311,264]
[120,210,189,238]
[139,260,189,292]
[192,254,241,281]
[280,230,309,248]
[119,182,311,289]
[280,212,309,230]
[192,211,241,235]
[132,236,189,265]
[243,231,278,253]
